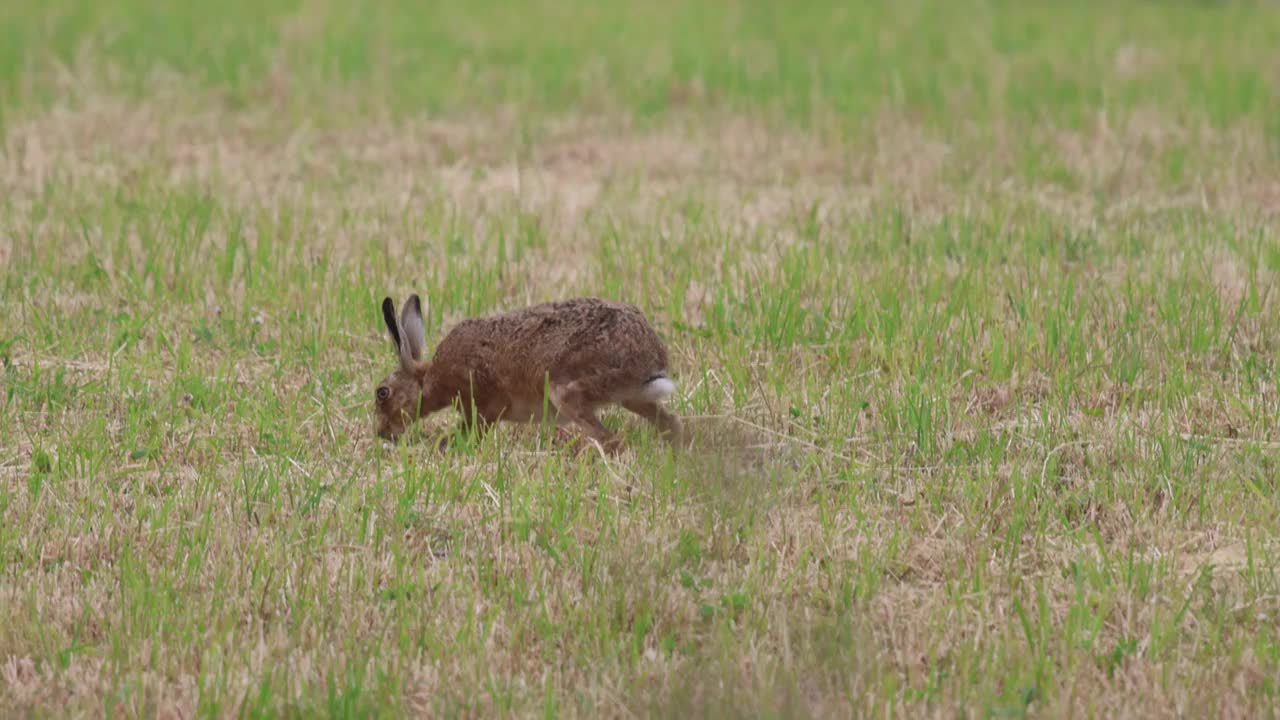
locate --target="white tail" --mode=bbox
[638,376,676,403]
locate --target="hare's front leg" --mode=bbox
[437,398,495,451]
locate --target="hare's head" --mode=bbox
[375,295,430,441]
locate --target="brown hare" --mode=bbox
[374,294,683,454]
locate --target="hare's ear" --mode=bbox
[382,297,402,352]
[399,294,427,365]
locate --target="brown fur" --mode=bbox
[375,295,683,454]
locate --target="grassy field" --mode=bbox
[4,0,1280,716]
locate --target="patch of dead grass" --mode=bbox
[5,80,1279,251]
[6,71,1280,716]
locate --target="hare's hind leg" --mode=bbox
[549,380,623,455]
[621,373,683,447]
[621,399,683,446]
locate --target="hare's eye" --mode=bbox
[376,386,391,401]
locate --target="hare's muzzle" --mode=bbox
[375,419,402,442]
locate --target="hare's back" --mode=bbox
[434,298,667,377]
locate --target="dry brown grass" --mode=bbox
[4,51,1280,717]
